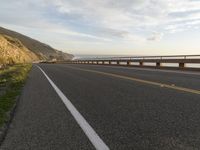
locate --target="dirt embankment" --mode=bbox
[0,35,38,65]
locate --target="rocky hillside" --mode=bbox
[0,26,73,62]
[0,35,38,65]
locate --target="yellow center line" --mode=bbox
[66,66,200,95]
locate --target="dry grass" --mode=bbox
[0,64,32,126]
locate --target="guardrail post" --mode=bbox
[139,62,143,66]
[109,61,111,65]
[179,62,185,68]
[127,61,131,66]
[156,62,161,67]
[117,61,120,65]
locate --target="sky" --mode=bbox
[0,0,200,56]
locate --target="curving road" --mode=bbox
[1,64,200,150]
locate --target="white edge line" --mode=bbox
[36,65,109,150]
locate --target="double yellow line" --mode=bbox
[66,66,200,95]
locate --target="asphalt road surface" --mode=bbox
[1,64,200,150]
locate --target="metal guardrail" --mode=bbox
[65,55,200,70]
[75,55,200,60]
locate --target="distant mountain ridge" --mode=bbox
[0,26,73,63]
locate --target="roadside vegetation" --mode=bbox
[0,64,32,126]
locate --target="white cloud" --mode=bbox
[0,0,200,54]
[46,0,200,35]
[147,32,164,41]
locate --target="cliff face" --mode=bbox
[0,35,38,65]
[0,26,73,62]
